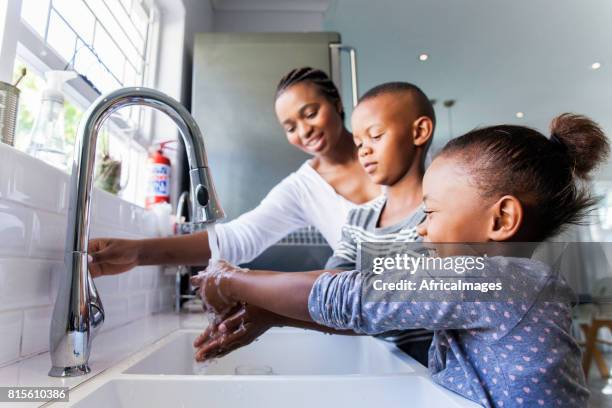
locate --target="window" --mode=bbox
[11,58,83,151]
[20,0,158,131]
[2,0,161,206]
[21,0,153,94]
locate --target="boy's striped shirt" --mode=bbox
[326,196,424,270]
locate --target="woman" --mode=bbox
[88,67,380,276]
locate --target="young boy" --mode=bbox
[327,82,434,270]
[324,82,435,365]
[193,82,436,365]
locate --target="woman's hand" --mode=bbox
[88,238,140,277]
[193,304,278,361]
[190,260,248,317]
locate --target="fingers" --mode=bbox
[89,244,119,264]
[219,308,247,333]
[194,327,248,362]
[87,239,104,253]
[193,323,217,347]
[194,336,224,361]
[190,274,204,288]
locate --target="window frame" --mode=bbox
[0,0,161,207]
[0,0,160,150]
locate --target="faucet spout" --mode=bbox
[49,87,224,377]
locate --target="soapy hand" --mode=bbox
[193,304,277,362]
[190,260,248,318]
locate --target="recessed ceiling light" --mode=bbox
[515,112,524,119]
[419,53,429,62]
[591,62,602,70]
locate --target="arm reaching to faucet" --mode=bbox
[88,232,212,277]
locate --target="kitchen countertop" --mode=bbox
[0,312,209,407]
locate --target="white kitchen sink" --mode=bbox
[124,329,416,376]
[48,327,480,408]
[70,376,479,408]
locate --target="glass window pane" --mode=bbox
[123,62,136,87]
[106,0,144,52]
[123,46,142,75]
[88,64,120,94]
[120,0,132,12]
[21,0,50,38]
[52,0,95,45]
[131,3,149,38]
[74,42,98,76]
[93,28,124,82]
[11,60,44,151]
[63,99,83,148]
[85,0,141,75]
[11,59,83,155]
[47,10,77,63]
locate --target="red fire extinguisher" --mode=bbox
[145,141,174,208]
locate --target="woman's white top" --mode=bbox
[215,161,364,265]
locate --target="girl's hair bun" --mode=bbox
[549,113,610,180]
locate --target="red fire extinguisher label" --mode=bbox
[147,163,171,198]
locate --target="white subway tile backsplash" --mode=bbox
[0,146,169,367]
[0,258,53,312]
[120,202,139,232]
[117,272,131,293]
[94,275,120,299]
[0,200,33,257]
[21,307,52,356]
[0,144,11,198]
[31,210,67,260]
[49,262,64,304]
[128,293,147,320]
[90,224,133,240]
[7,148,66,213]
[101,294,129,331]
[160,287,174,312]
[140,266,159,290]
[93,189,123,228]
[128,268,143,291]
[58,176,70,214]
[0,311,23,366]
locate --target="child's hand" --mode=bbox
[190,260,247,316]
[193,304,277,362]
[88,238,140,277]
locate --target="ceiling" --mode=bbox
[323,0,612,153]
[204,0,612,178]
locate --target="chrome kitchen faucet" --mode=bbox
[49,87,224,377]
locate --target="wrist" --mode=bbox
[219,269,237,302]
[131,239,144,266]
[269,312,287,328]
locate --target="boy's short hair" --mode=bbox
[358,82,436,129]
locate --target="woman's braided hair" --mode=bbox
[276,67,345,120]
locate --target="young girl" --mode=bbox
[194,114,609,407]
[87,67,380,275]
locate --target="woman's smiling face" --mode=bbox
[275,82,345,156]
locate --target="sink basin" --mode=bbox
[124,329,417,376]
[71,376,480,408]
[47,327,480,407]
